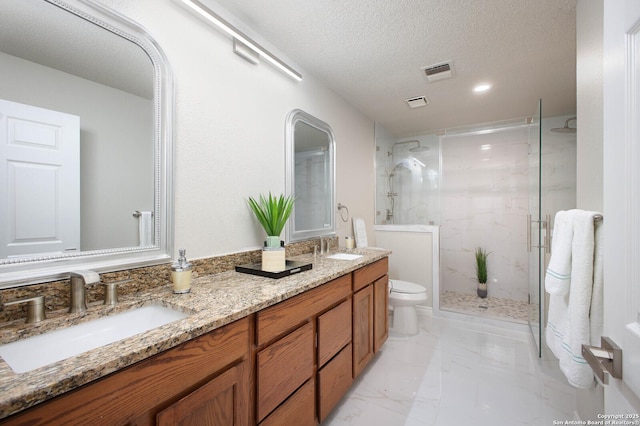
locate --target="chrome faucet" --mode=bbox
[319,237,331,255]
[68,270,100,313]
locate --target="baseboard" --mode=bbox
[416,305,433,317]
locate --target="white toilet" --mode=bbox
[389,279,428,335]
[352,217,428,335]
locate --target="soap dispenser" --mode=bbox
[171,249,192,294]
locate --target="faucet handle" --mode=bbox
[4,296,47,323]
[103,279,131,306]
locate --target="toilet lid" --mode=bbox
[390,280,425,294]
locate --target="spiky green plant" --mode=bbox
[475,247,491,284]
[247,193,294,243]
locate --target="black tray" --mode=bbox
[235,260,312,279]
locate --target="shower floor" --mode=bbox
[440,291,529,324]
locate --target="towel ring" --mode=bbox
[337,203,350,222]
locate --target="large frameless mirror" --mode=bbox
[0,0,173,286]
[285,110,335,242]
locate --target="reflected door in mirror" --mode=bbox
[0,99,80,258]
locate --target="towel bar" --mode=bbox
[132,211,154,218]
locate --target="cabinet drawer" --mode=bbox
[257,321,314,422]
[353,257,388,292]
[318,343,353,422]
[317,298,352,367]
[257,274,351,346]
[259,378,315,426]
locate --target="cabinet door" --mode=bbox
[373,275,389,353]
[156,360,248,426]
[352,285,374,378]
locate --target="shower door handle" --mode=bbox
[545,214,551,254]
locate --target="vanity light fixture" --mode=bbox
[180,0,302,81]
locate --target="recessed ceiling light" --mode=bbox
[473,84,492,93]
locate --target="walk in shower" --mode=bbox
[374,110,576,336]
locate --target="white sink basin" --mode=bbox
[326,253,363,261]
[0,304,188,374]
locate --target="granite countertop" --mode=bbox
[0,248,390,419]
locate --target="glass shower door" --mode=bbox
[528,99,543,358]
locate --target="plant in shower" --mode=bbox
[247,192,295,247]
[475,247,491,298]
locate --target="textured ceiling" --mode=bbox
[213,0,577,137]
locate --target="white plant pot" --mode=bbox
[262,247,285,272]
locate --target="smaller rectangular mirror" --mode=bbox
[285,110,335,242]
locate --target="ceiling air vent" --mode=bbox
[421,60,454,82]
[405,96,428,108]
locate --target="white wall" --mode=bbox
[95,0,375,258]
[575,0,606,421]
[576,0,604,212]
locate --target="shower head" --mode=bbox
[551,117,577,134]
[409,144,430,152]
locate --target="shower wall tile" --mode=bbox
[440,127,530,301]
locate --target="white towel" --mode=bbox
[139,211,154,246]
[590,218,604,345]
[545,209,603,388]
[545,210,573,295]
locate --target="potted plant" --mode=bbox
[475,247,491,298]
[247,192,294,271]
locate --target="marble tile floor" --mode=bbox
[323,313,576,426]
[440,290,530,324]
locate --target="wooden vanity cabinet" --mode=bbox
[2,316,252,426]
[352,258,389,378]
[2,257,389,425]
